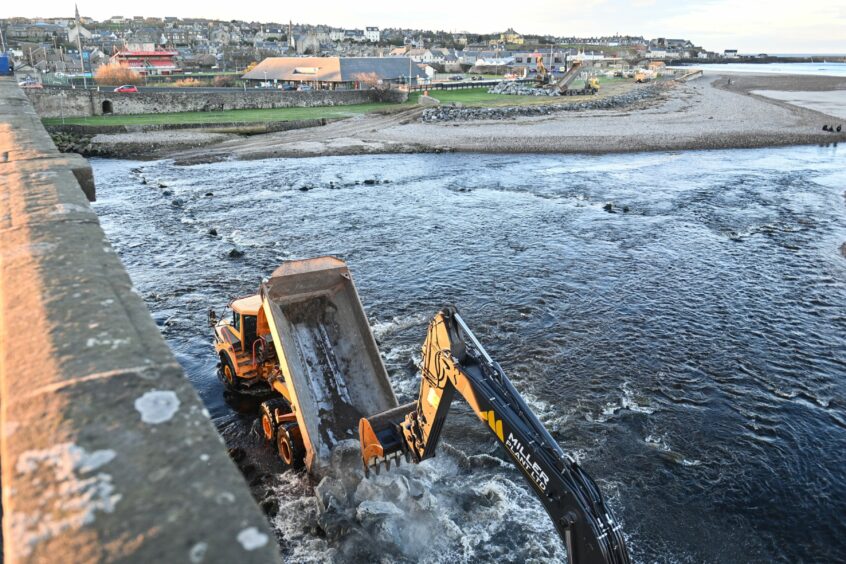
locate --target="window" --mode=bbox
[527,57,533,63]
[516,57,522,63]
[233,312,241,333]
[554,57,561,63]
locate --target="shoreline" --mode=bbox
[78,72,846,163]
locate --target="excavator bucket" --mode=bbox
[359,401,415,476]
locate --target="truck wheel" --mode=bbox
[277,422,305,469]
[220,354,241,391]
[259,398,291,442]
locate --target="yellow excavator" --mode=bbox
[360,307,630,564]
[210,257,629,563]
[535,55,599,95]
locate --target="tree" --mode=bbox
[94,64,142,86]
[353,72,393,101]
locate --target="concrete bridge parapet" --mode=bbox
[0,77,279,562]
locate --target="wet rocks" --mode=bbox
[207,228,218,237]
[48,131,94,155]
[355,500,404,523]
[488,81,560,96]
[228,248,245,259]
[260,496,279,517]
[422,84,665,123]
[840,242,846,258]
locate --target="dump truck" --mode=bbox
[209,256,399,473]
[211,257,629,563]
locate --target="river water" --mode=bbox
[91,145,846,563]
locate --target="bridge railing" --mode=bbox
[0,77,279,563]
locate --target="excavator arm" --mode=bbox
[359,307,630,564]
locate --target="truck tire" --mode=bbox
[260,398,291,442]
[220,353,241,391]
[277,421,305,469]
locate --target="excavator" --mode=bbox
[210,257,629,563]
[360,307,630,564]
[535,54,599,95]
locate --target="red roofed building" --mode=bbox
[111,49,180,76]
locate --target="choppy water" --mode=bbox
[91,145,846,563]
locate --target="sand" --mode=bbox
[749,91,846,121]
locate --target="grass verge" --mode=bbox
[42,101,401,126]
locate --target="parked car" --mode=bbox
[113,85,139,93]
[18,81,43,89]
[471,75,484,81]
[449,75,464,81]
[282,84,296,91]
[296,84,312,92]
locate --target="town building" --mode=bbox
[364,27,380,42]
[111,48,181,75]
[242,56,426,89]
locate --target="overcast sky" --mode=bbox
[3,0,845,54]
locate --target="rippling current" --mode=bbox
[91,145,846,563]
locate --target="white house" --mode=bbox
[364,27,380,42]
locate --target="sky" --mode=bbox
[3,0,845,54]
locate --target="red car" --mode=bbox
[113,85,138,93]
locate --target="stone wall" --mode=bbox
[0,77,279,562]
[26,87,408,118]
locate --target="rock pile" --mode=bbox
[49,131,93,155]
[422,84,667,123]
[487,81,560,96]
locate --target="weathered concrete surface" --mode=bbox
[0,76,280,562]
[0,84,95,201]
[27,87,407,118]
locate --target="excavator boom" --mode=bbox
[359,307,630,564]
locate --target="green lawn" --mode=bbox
[44,79,632,127]
[409,85,597,107]
[42,101,400,126]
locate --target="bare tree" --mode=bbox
[353,72,392,101]
[94,64,142,86]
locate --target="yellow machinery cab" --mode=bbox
[210,294,266,389]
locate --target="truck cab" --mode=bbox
[211,294,265,389]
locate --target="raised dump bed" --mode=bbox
[259,256,399,475]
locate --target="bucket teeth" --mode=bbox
[363,452,408,479]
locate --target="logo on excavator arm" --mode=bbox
[482,410,550,492]
[505,431,550,493]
